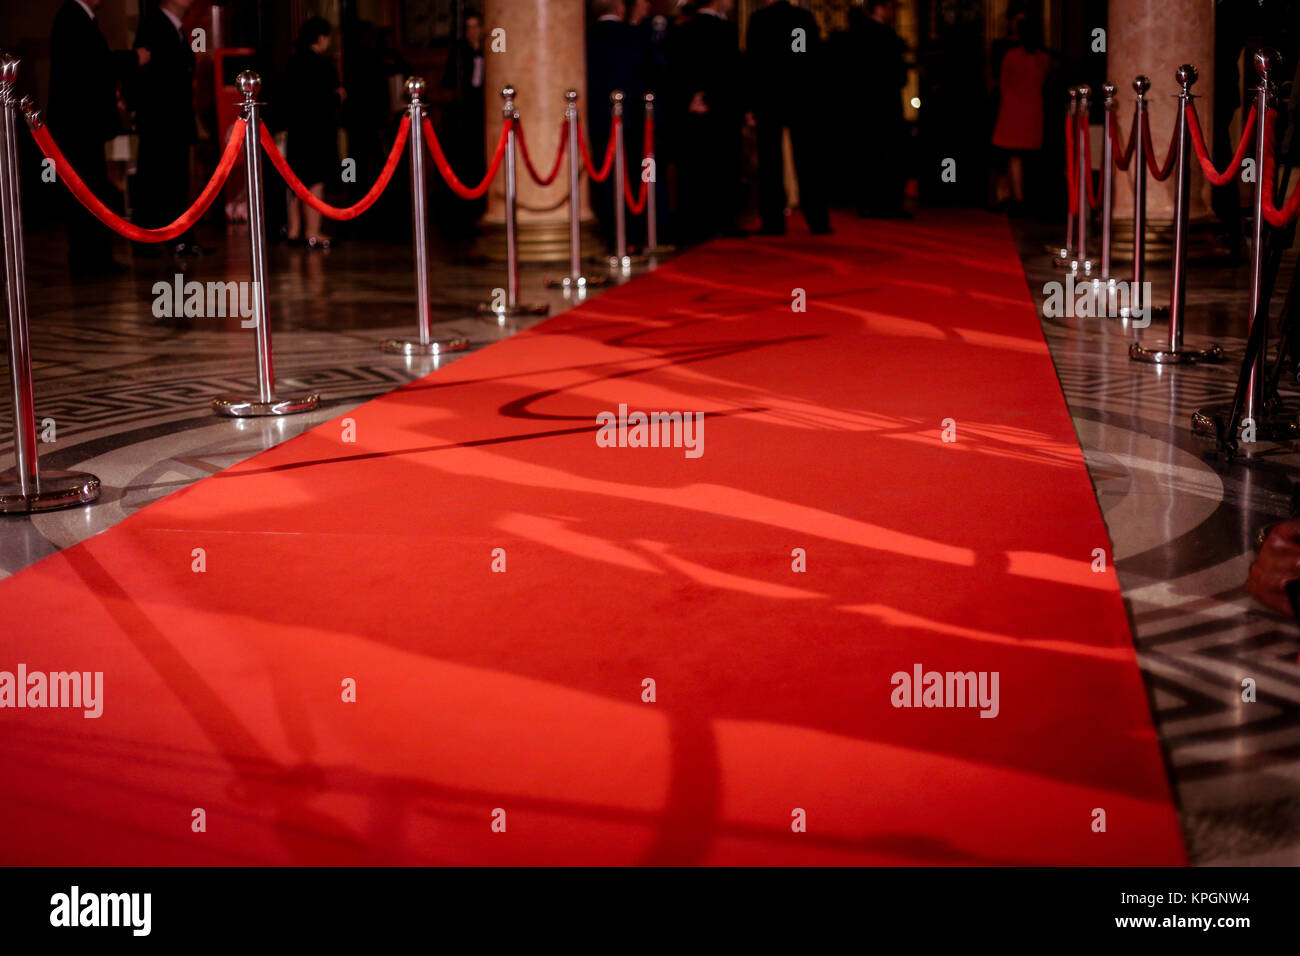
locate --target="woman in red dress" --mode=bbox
[991,17,1051,213]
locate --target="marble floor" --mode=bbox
[1015,221,1300,865]
[3,214,1298,865]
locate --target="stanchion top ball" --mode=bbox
[1176,64,1198,88]
[1254,48,1278,79]
[406,76,426,101]
[237,71,262,96]
[1133,74,1151,96]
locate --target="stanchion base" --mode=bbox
[0,469,101,514]
[211,393,321,417]
[1191,403,1300,442]
[1053,257,1095,276]
[1046,243,1072,259]
[477,302,550,317]
[544,275,609,289]
[1128,341,1224,365]
[380,337,470,356]
[588,253,647,270]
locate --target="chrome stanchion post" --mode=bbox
[1052,88,1078,265]
[1100,82,1116,286]
[213,72,320,416]
[479,87,547,318]
[608,90,630,273]
[1192,49,1293,442]
[382,76,469,355]
[643,91,674,258]
[546,89,605,293]
[1119,76,1166,321]
[1069,85,1093,277]
[1242,50,1276,424]
[0,54,99,513]
[1130,65,1222,364]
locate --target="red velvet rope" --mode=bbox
[260,115,409,220]
[30,119,245,243]
[1185,100,1257,187]
[1142,110,1178,181]
[623,113,653,213]
[1080,115,1102,209]
[515,117,568,186]
[422,116,509,200]
[578,116,620,183]
[1261,109,1300,228]
[1066,111,1078,216]
[1110,110,1137,171]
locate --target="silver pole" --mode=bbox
[478,87,548,318]
[1054,88,1078,265]
[410,78,432,345]
[0,58,38,496]
[1168,69,1192,351]
[1100,82,1115,282]
[1074,85,1091,275]
[0,54,99,512]
[611,90,627,269]
[645,92,657,252]
[245,76,273,402]
[1129,65,1221,364]
[546,90,605,291]
[503,87,519,310]
[213,71,319,414]
[1243,51,1276,423]
[1130,75,1148,317]
[567,90,581,281]
[382,77,470,354]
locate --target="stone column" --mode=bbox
[482,0,591,261]
[1108,0,1215,227]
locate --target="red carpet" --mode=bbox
[0,211,1185,865]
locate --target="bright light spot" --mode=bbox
[910,97,921,109]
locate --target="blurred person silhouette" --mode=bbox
[284,17,344,250]
[670,0,742,244]
[853,0,909,219]
[133,0,199,257]
[587,0,650,248]
[48,0,149,277]
[435,10,487,241]
[745,0,831,235]
[989,14,1049,215]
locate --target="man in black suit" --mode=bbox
[669,0,742,245]
[745,0,830,235]
[133,0,199,256]
[48,0,147,276]
[586,0,649,248]
[853,0,909,218]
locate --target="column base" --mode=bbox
[212,393,321,417]
[1128,341,1224,364]
[0,469,101,514]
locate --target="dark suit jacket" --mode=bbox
[669,10,740,124]
[745,0,822,120]
[133,6,196,142]
[48,0,135,144]
[587,16,649,140]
